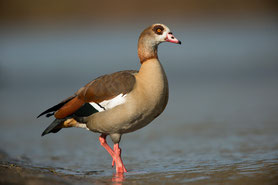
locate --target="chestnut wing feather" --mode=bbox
[53,70,137,119]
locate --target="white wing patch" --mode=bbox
[89,93,127,112]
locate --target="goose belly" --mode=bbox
[86,86,168,134]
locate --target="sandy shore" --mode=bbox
[2,159,278,185]
[1,151,278,185]
[0,161,89,185]
[0,151,99,185]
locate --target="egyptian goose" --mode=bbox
[38,23,181,173]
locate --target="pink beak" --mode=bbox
[165,32,181,44]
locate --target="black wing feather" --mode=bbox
[37,96,75,118]
[41,118,66,136]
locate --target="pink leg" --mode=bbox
[113,143,127,173]
[99,134,114,157]
[98,134,127,173]
[99,134,116,167]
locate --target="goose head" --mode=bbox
[138,23,181,63]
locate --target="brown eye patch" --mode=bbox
[153,25,164,35]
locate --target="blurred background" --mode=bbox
[0,0,278,183]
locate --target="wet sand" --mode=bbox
[0,159,92,185]
[1,153,277,185]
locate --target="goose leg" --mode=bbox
[99,134,127,173]
[113,143,127,173]
[99,134,114,159]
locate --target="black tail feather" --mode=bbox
[41,118,66,136]
[37,96,75,118]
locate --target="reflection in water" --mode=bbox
[112,172,125,185]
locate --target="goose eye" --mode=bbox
[153,25,164,35]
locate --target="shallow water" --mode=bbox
[1,18,278,184]
[1,82,278,184]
